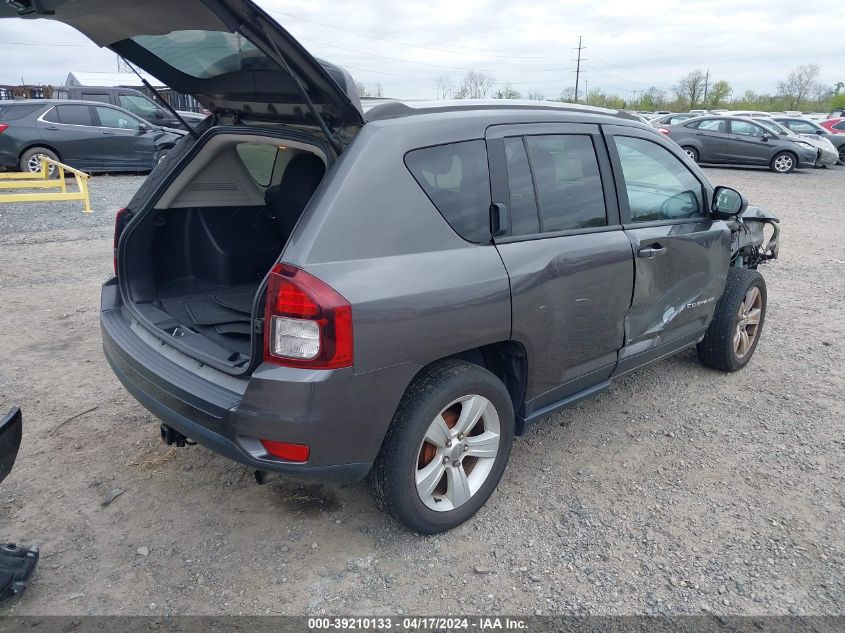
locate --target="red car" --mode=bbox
[820,117,845,134]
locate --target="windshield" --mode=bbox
[132,31,280,79]
[756,119,794,136]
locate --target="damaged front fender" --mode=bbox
[729,205,780,268]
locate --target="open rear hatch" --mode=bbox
[1,0,364,137]
[2,1,363,375]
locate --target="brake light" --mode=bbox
[658,127,670,135]
[0,124,8,134]
[260,439,310,462]
[263,263,353,369]
[113,207,131,275]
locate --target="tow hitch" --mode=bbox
[159,424,195,448]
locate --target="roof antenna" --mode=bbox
[121,58,199,140]
[257,18,343,157]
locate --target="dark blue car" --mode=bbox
[0,99,183,174]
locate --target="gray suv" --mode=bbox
[5,0,780,533]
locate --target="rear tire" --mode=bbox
[770,151,796,173]
[682,146,699,163]
[368,360,514,534]
[698,268,767,372]
[19,147,59,178]
[837,146,845,165]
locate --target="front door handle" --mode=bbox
[102,131,116,135]
[638,244,668,258]
[44,126,58,131]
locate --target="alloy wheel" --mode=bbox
[684,148,697,161]
[773,154,793,173]
[27,154,55,176]
[415,394,501,512]
[734,286,762,359]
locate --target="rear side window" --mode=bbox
[55,105,93,126]
[235,143,279,187]
[834,121,845,131]
[0,104,43,120]
[405,140,492,243]
[525,135,607,231]
[80,92,110,104]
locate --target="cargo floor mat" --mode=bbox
[184,300,249,327]
[212,286,258,314]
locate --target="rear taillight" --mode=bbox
[263,263,352,369]
[658,127,670,135]
[0,124,8,134]
[113,207,131,275]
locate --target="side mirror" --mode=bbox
[154,110,165,119]
[138,123,150,131]
[761,133,770,141]
[816,130,826,135]
[712,186,747,217]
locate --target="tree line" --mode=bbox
[357,64,843,112]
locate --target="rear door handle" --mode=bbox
[638,245,668,258]
[102,131,116,135]
[44,126,58,130]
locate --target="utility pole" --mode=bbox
[703,68,710,105]
[573,36,586,102]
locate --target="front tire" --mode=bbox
[368,360,514,534]
[770,151,796,173]
[698,268,767,372]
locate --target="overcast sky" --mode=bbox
[0,0,841,100]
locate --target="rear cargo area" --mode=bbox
[121,132,326,371]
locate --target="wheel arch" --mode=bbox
[444,340,529,434]
[18,143,62,164]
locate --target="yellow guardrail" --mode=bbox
[0,157,91,212]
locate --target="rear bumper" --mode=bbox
[101,279,418,483]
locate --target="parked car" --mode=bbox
[0,100,183,174]
[722,110,773,119]
[753,118,839,167]
[820,117,845,134]
[59,85,204,131]
[664,115,819,172]
[773,116,845,164]
[3,0,781,534]
[650,112,696,126]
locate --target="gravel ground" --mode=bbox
[0,174,145,235]
[0,165,842,616]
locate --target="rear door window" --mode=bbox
[405,140,492,243]
[55,105,94,126]
[524,135,607,232]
